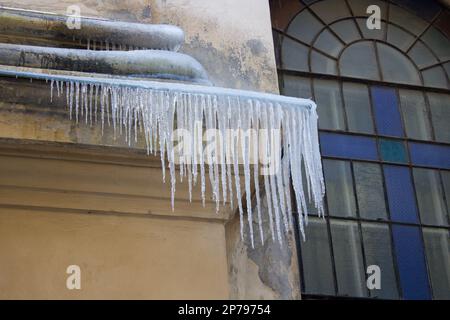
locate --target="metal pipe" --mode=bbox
[0,7,184,51]
[0,43,210,84]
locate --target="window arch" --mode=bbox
[271,0,450,300]
[275,0,450,89]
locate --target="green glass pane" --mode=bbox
[300,218,335,295]
[389,4,428,36]
[379,139,408,163]
[422,67,449,89]
[323,159,357,217]
[340,42,380,81]
[361,223,399,299]
[310,0,351,24]
[387,24,415,51]
[342,82,374,134]
[287,10,323,45]
[330,19,361,44]
[354,162,388,220]
[421,26,450,61]
[357,18,386,40]
[428,93,450,143]
[282,75,311,99]
[409,41,438,69]
[311,51,338,75]
[423,228,450,299]
[348,0,387,17]
[399,89,432,141]
[330,220,367,297]
[313,79,346,130]
[377,43,421,85]
[441,171,450,224]
[281,37,309,72]
[413,168,448,226]
[314,30,343,58]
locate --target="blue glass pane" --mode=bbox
[383,165,418,223]
[392,225,431,300]
[371,87,404,137]
[320,132,378,161]
[410,143,450,170]
[379,139,409,163]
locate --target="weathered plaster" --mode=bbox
[226,193,301,300]
[0,0,298,300]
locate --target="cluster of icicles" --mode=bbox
[71,38,177,52]
[49,78,325,247]
[81,39,151,51]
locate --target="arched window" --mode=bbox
[271,0,450,300]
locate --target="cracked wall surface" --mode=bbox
[0,0,299,299]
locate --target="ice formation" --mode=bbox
[6,70,325,247]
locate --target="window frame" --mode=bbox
[272,0,450,300]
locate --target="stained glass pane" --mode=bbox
[388,4,428,36]
[409,143,450,170]
[320,132,379,161]
[342,82,374,134]
[371,87,404,137]
[399,89,432,141]
[354,162,388,220]
[330,20,361,44]
[330,220,367,297]
[379,139,408,164]
[287,9,324,44]
[357,18,386,40]
[281,37,309,72]
[282,75,311,99]
[383,165,419,223]
[387,24,415,51]
[314,30,344,58]
[310,0,351,24]
[408,41,438,69]
[428,93,450,144]
[421,27,450,61]
[362,223,399,299]
[313,79,345,130]
[300,218,335,295]
[323,160,356,218]
[340,42,380,80]
[348,0,387,18]
[444,62,450,78]
[413,168,448,226]
[423,228,450,300]
[377,43,421,85]
[392,225,431,300]
[441,171,450,223]
[311,51,338,75]
[422,67,448,89]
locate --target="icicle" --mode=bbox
[50,79,54,102]
[56,80,61,97]
[233,98,245,240]
[40,75,325,246]
[252,100,264,244]
[242,100,254,248]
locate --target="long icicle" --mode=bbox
[41,76,324,245]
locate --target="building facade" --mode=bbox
[271,0,450,299]
[0,0,448,300]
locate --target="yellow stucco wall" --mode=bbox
[0,209,228,299]
[0,141,231,299]
[0,1,300,299]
